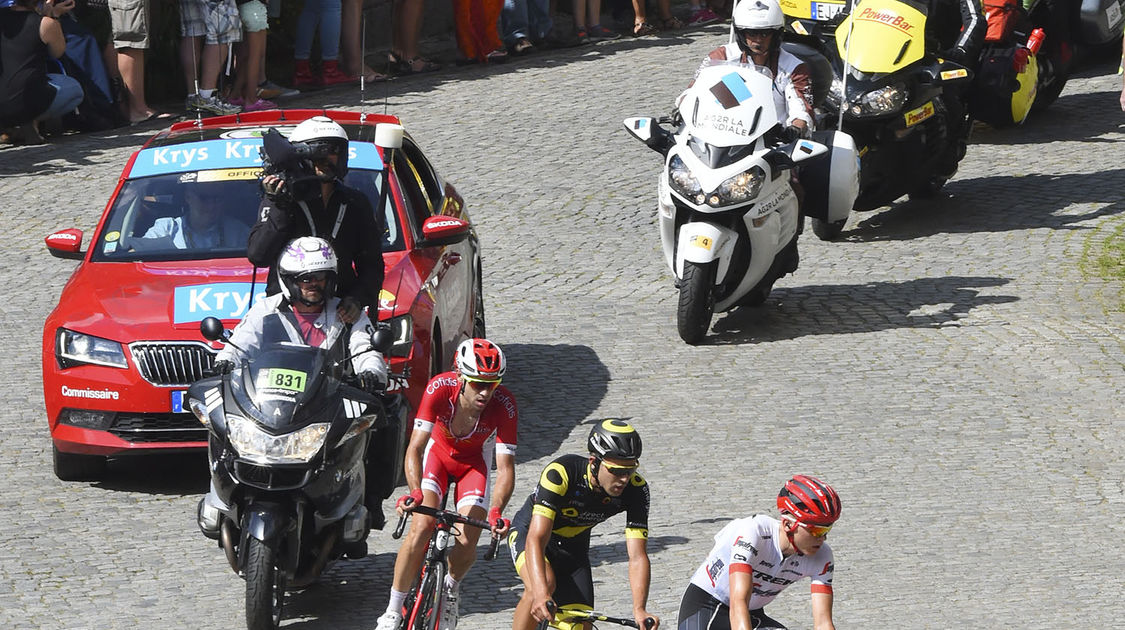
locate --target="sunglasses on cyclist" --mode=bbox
[798,522,832,537]
[462,376,502,390]
[600,461,638,478]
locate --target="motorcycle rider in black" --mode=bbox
[248,115,385,324]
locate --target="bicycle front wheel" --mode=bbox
[409,562,446,630]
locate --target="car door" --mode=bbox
[393,140,472,367]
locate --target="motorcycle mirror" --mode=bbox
[200,317,228,342]
[788,138,828,163]
[371,322,394,355]
[623,117,658,144]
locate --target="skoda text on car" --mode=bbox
[42,109,486,481]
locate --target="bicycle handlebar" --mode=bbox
[391,503,502,560]
[535,601,656,629]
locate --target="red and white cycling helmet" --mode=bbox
[455,338,506,382]
[777,475,841,526]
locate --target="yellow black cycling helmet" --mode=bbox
[587,419,642,460]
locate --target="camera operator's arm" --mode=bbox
[247,190,296,268]
[340,188,385,313]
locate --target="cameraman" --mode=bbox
[248,115,384,324]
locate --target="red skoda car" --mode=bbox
[42,110,486,481]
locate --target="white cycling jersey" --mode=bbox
[688,514,833,610]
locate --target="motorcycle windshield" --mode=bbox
[835,0,927,74]
[681,61,780,148]
[230,319,344,432]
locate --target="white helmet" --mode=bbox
[289,115,350,178]
[454,338,506,382]
[732,0,784,30]
[278,236,338,306]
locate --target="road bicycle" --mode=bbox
[392,503,501,630]
[535,601,658,630]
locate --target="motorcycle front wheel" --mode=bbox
[245,538,287,630]
[677,261,715,345]
[811,217,846,241]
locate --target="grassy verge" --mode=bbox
[1080,215,1125,312]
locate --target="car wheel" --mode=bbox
[472,287,487,339]
[53,444,107,481]
[429,329,443,378]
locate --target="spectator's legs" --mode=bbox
[39,74,85,120]
[574,0,588,31]
[528,0,553,39]
[586,0,601,29]
[479,0,504,57]
[200,43,228,93]
[117,47,153,122]
[341,0,379,77]
[502,0,531,46]
[294,0,322,62]
[181,35,203,94]
[454,0,479,60]
[392,0,425,62]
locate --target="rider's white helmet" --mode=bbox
[289,115,350,178]
[277,236,339,306]
[732,0,785,30]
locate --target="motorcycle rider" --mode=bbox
[248,115,384,325]
[510,420,659,630]
[197,236,389,535]
[691,0,814,140]
[375,338,517,630]
[676,475,842,630]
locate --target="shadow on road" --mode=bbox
[709,276,1017,344]
[503,343,611,464]
[841,169,1125,242]
[93,452,209,495]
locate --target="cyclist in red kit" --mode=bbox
[376,338,517,630]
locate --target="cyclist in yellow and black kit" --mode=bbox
[509,419,660,630]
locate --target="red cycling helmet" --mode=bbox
[455,338,506,381]
[777,475,841,526]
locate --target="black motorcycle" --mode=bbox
[188,316,406,630]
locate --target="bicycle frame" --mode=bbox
[392,503,501,630]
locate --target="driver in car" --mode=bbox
[198,236,388,538]
[139,178,250,250]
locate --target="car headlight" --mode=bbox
[848,84,908,117]
[711,166,765,207]
[226,415,329,464]
[56,328,128,369]
[668,155,704,204]
[386,314,413,358]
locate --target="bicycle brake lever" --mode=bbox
[392,513,408,539]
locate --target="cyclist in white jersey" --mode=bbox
[677,476,841,630]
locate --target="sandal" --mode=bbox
[390,51,441,75]
[661,16,684,30]
[633,21,658,36]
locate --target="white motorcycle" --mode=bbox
[624,60,858,344]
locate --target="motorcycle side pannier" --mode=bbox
[801,130,859,224]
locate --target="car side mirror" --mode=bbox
[45,228,85,260]
[420,215,470,247]
[200,317,228,342]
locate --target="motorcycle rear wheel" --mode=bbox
[245,538,287,630]
[677,261,715,345]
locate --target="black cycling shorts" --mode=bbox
[676,584,787,630]
[509,504,595,610]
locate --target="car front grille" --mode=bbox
[130,341,216,386]
[110,413,208,443]
[233,461,311,490]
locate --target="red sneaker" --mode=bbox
[293,60,321,89]
[321,60,359,86]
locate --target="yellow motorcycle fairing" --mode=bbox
[836,0,928,74]
[1010,54,1039,124]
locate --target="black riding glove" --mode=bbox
[211,359,235,376]
[357,371,386,394]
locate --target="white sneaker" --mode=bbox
[440,586,459,630]
[375,611,403,630]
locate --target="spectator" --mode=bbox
[388,0,440,74]
[685,0,722,27]
[229,0,274,111]
[573,0,620,43]
[0,0,84,143]
[293,0,356,89]
[501,0,553,54]
[108,0,167,124]
[630,0,681,37]
[180,0,243,115]
[454,0,508,62]
[340,0,387,82]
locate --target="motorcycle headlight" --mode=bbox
[848,84,908,117]
[668,155,705,204]
[386,314,413,358]
[710,166,765,207]
[226,415,329,464]
[56,328,128,369]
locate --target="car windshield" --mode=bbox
[91,168,402,262]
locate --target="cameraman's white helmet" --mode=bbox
[278,237,339,306]
[289,115,350,178]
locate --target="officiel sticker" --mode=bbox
[940,68,969,80]
[258,368,307,393]
[197,168,262,182]
[903,101,935,127]
[689,235,714,250]
[104,231,120,242]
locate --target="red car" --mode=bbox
[42,109,486,481]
